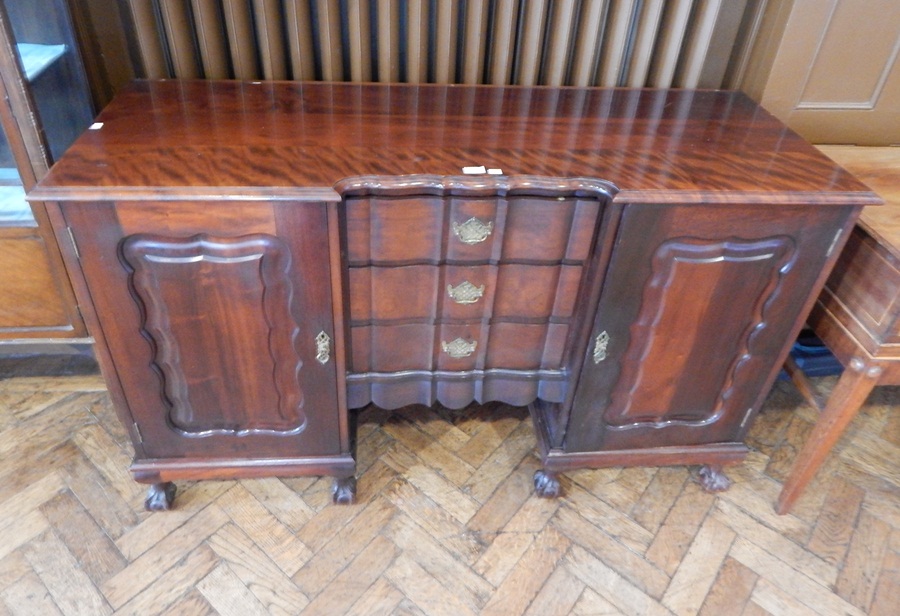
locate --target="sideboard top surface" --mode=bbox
[32,80,880,206]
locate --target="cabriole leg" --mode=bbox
[144,482,177,511]
[533,469,561,498]
[697,465,731,492]
[332,476,357,504]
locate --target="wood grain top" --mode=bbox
[32,80,880,206]
[816,145,900,257]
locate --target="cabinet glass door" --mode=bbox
[0,127,31,224]
[0,0,93,228]
[4,0,93,162]
[0,0,92,338]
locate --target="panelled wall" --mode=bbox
[69,0,780,109]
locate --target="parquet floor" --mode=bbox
[2,146,898,615]
[0,367,897,615]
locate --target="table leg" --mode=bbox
[776,357,882,515]
[783,355,824,411]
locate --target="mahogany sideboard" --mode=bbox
[29,81,880,509]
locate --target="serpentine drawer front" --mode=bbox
[29,81,880,509]
[341,178,606,410]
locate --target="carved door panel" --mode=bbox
[567,202,856,452]
[63,200,343,460]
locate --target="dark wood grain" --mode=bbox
[121,233,307,435]
[338,175,611,410]
[35,81,882,505]
[568,202,856,453]
[31,81,879,206]
[62,199,351,495]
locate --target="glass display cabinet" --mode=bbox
[0,0,93,341]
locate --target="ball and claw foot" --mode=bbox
[332,476,357,504]
[697,465,732,493]
[533,470,561,498]
[144,482,177,511]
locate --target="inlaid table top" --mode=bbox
[818,145,900,258]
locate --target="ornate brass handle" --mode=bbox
[441,337,477,358]
[593,331,609,364]
[452,217,493,244]
[447,280,485,304]
[315,331,331,364]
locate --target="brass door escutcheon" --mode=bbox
[593,331,610,364]
[315,331,331,364]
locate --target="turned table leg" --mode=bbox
[776,357,882,515]
[144,482,177,511]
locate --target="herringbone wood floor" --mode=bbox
[0,367,897,615]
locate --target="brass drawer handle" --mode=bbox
[452,217,493,244]
[442,338,477,358]
[315,331,331,364]
[593,331,610,364]
[447,280,485,304]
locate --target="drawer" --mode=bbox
[493,264,583,319]
[823,226,900,346]
[349,263,584,322]
[351,324,433,373]
[350,323,483,373]
[349,264,495,322]
[500,196,600,262]
[349,322,572,373]
[485,323,571,370]
[346,196,499,263]
[344,193,601,265]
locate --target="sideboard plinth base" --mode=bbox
[130,455,356,510]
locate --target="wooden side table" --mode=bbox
[777,147,900,515]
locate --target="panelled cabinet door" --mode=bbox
[567,203,856,452]
[63,200,343,460]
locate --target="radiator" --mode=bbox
[126,0,763,88]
